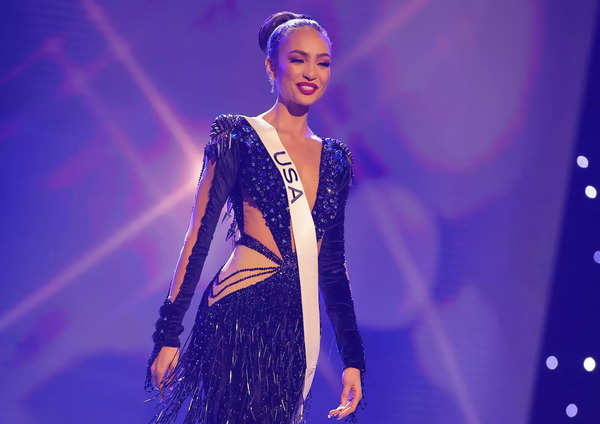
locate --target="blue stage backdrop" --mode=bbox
[0,1,597,423]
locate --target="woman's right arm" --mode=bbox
[145,114,242,391]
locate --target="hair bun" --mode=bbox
[258,11,311,54]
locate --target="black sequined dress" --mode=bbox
[144,114,366,424]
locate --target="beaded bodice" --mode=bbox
[219,114,351,262]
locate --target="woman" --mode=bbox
[145,11,366,424]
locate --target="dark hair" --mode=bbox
[258,11,331,64]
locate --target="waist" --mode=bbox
[234,232,287,265]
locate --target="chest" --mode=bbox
[278,133,324,206]
[233,123,342,242]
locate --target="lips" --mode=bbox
[296,82,318,95]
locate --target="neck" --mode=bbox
[260,98,311,137]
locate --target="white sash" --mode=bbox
[241,115,320,415]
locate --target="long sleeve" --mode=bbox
[318,141,366,373]
[145,114,241,389]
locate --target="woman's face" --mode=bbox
[269,26,331,108]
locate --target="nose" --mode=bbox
[303,62,317,81]
[303,72,316,81]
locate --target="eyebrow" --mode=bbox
[288,49,331,58]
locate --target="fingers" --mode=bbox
[331,383,362,420]
[164,354,179,388]
[328,400,351,419]
[328,380,352,419]
[151,349,180,391]
[157,360,180,401]
[154,366,166,390]
[337,386,362,419]
[151,359,164,390]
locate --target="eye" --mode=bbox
[290,58,304,63]
[319,62,331,67]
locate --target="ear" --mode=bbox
[265,57,276,81]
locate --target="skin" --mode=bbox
[152,24,363,420]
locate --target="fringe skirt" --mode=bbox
[144,266,311,424]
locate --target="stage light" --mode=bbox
[577,155,589,168]
[593,251,600,264]
[545,355,558,370]
[585,185,597,199]
[583,357,596,372]
[566,403,578,418]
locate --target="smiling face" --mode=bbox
[266,26,332,108]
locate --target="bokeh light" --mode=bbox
[546,355,558,370]
[576,155,589,168]
[585,185,597,199]
[583,357,596,372]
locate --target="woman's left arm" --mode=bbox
[318,141,365,419]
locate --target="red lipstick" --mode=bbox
[296,82,318,95]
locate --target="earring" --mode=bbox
[269,78,274,94]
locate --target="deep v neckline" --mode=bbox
[242,116,326,213]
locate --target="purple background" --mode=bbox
[0,1,597,423]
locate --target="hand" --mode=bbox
[328,367,362,420]
[151,346,180,397]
